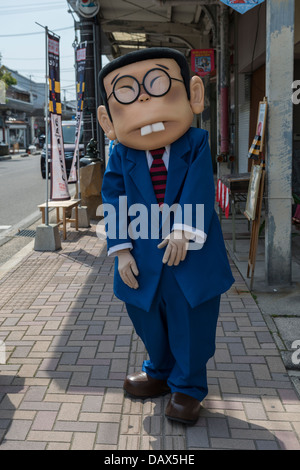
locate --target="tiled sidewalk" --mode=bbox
[0,224,299,450]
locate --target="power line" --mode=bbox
[0,26,74,38]
[12,68,75,72]
[0,4,67,16]
[0,0,61,10]
[3,55,74,61]
[0,1,63,8]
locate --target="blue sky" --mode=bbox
[0,0,107,102]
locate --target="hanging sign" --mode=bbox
[219,0,265,15]
[48,33,70,201]
[191,49,215,77]
[248,98,268,160]
[68,43,87,183]
[76,0,100,18]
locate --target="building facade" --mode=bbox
[0,67,75,150]
[67,0,297,287]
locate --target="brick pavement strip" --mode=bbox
[0,225,299,450]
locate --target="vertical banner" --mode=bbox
[191,49,215,77]
[68,44,87,183]
[219,1,265,15]
[48,33,70,200]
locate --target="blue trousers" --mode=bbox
[125,265,220,402]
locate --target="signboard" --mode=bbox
[248,97,268,160]
[48,33,70,201]
[76,0,100,18]
[219,0,265,15]
[244,164,263,221]
[68,43,87,183]
[191,49,215,77]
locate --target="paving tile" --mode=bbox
[2,419,31,441]
[71,432,95,450]
[81,395,103,413]
[210,437,256,450]
[23,386,47,402]
[31,411,57,431]
[274,431,300,450]
[0,440,47,450]
[96,422,120,445]
[219,377,239,394]
[207,417,230,438]
[0,224,299,450]
[27,430,73,443]
[186,425,209,448]
[244,402,267,420]
[57,403,81,421]
[54,421,97,432]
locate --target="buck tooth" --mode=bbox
[141,125,152,136]
[152,122,165,132]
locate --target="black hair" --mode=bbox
[98,47,191,121]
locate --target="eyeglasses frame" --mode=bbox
[107,67,184,105]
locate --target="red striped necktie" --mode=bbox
[149,147,167,206]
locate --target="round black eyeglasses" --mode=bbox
[107,68,184,105]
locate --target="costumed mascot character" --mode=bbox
[98,48,234,425]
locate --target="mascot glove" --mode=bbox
[157,230,192,266]
[117,249,139,289]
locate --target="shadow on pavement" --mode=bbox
[142,400,285,450]
[0,375,25,446]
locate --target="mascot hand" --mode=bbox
[117,249,139,289]
[157,230,192,266]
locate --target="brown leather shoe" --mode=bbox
[123,371,171,398]
[165,392,202,425]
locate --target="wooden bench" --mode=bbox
[38,199,81,240]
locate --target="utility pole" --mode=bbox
[217,3,230,180]
[265,0,294,286]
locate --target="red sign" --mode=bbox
[191,49,215,77]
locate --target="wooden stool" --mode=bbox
[38,199,81,240]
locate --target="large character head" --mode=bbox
[97,48,204,150]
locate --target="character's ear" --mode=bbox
[189,76,204,114]
[97,105,117,141]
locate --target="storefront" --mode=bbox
[5,119,28,150]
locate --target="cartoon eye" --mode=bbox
[149,74,164,89]
[118,85,136,92]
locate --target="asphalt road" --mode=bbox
[0,153,75,266]
[0,153,45,229]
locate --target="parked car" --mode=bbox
[38,134,45,148]
[40,120,84,179]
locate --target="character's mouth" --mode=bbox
[140,122,165,136]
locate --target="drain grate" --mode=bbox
[15,229,36,238]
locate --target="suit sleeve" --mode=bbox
[172,131,215,246]
[101,145,133,256]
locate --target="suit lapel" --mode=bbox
[163,131,190,208]
[127,148,157,206]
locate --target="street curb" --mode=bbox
[0,155,12,161]
[0,151,36,161]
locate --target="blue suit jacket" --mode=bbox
[101,127,234,311]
